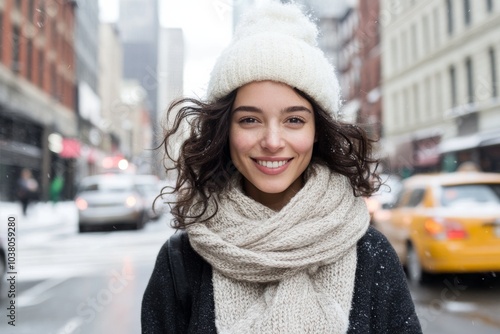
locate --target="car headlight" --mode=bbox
[125,196,138,208]
[75,197,88,210]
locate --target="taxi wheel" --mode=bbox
[406,244,431,284]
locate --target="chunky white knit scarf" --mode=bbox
[187,164,370,334]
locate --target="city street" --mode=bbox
[410,272,500,333]
[0,202,174,334]
[0,202,499,333]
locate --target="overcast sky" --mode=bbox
[99,0,233,97]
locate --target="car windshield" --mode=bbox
[78,178,134,193]
[440,184,500,207]
[135,183,157,194]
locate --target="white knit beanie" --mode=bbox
[206,1,342,118]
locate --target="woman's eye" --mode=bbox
[239,117,258,124]
[287,117,305,124]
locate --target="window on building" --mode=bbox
[0,115,13,140]
[0,12,3,59]
[391,37,398,70]
[487,0,493,12]
[466,57,474,104]
[402,30,408,67]
[425,76,432,118]
[393,92,400,126]
[422,15,430,53]
[27,39,33,81]
[413,83,420,122]
[38,50,44,88]
[14,0,21,10]
[51,20,57,48]
[411,23,418,62]
[464,0,471,25]
[28,0,35,24]
[490,47,498,98]
[12,26,21,73]
[433,7,441,48]
[436,73,443,117]
[446,0,453,35]
[51,63,57,98]
[403,89,409,126]
[449,65,457,107]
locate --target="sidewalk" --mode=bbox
[0,201,77,235]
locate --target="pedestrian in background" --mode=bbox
[142,2,422,333]
[16,168,39,216]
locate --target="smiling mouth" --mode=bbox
[254,159,292,169]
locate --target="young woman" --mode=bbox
[142,2,422,333]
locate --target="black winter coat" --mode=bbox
[141,227,422,333]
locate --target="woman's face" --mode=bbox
[229,81,315,210]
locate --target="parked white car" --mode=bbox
[75,174,148,232]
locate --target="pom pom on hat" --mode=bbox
[206,1,341,118]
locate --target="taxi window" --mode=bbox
[394,189,411,208]
[441,184,500,207]
[407,188,425,207]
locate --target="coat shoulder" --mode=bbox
[349,227,423,334]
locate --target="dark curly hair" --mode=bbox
[159,88,380,229]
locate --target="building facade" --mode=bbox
[0,0,77,201]
[357,0,382,141]
[118,0,159,173]
[120,80,153,174]
[75,0,108,180]
[99,23,127,160]
[381,0,500,175]
[157,27,184,117]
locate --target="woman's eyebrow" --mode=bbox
[232,106,262,113]
[283,106,312,113]
[232,105,312,113]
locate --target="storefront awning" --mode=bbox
[60,138,81,158]
[439,131,500,154]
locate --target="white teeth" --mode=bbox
[257,160,288,168]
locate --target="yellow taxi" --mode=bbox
[373,169,500,283]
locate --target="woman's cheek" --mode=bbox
[231,129,257,151]
[292,133,316,153]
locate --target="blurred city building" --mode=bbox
[75,0,107,182]
[292,0,350,89]
[306,0,382,147]
[98,23,131,165]
[357,0,382,142]
[0,0,77,201]
[332,4,362,124]
[381,0,500,175]
[118,0,159,172]
[157,27,184,120]
[286,0,384,152]
[296,0,499,175]
[157,27,184,171]
[119,80,153,174]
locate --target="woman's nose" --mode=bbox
[261,127,285,152]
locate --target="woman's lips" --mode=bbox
[252,158,292,175]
